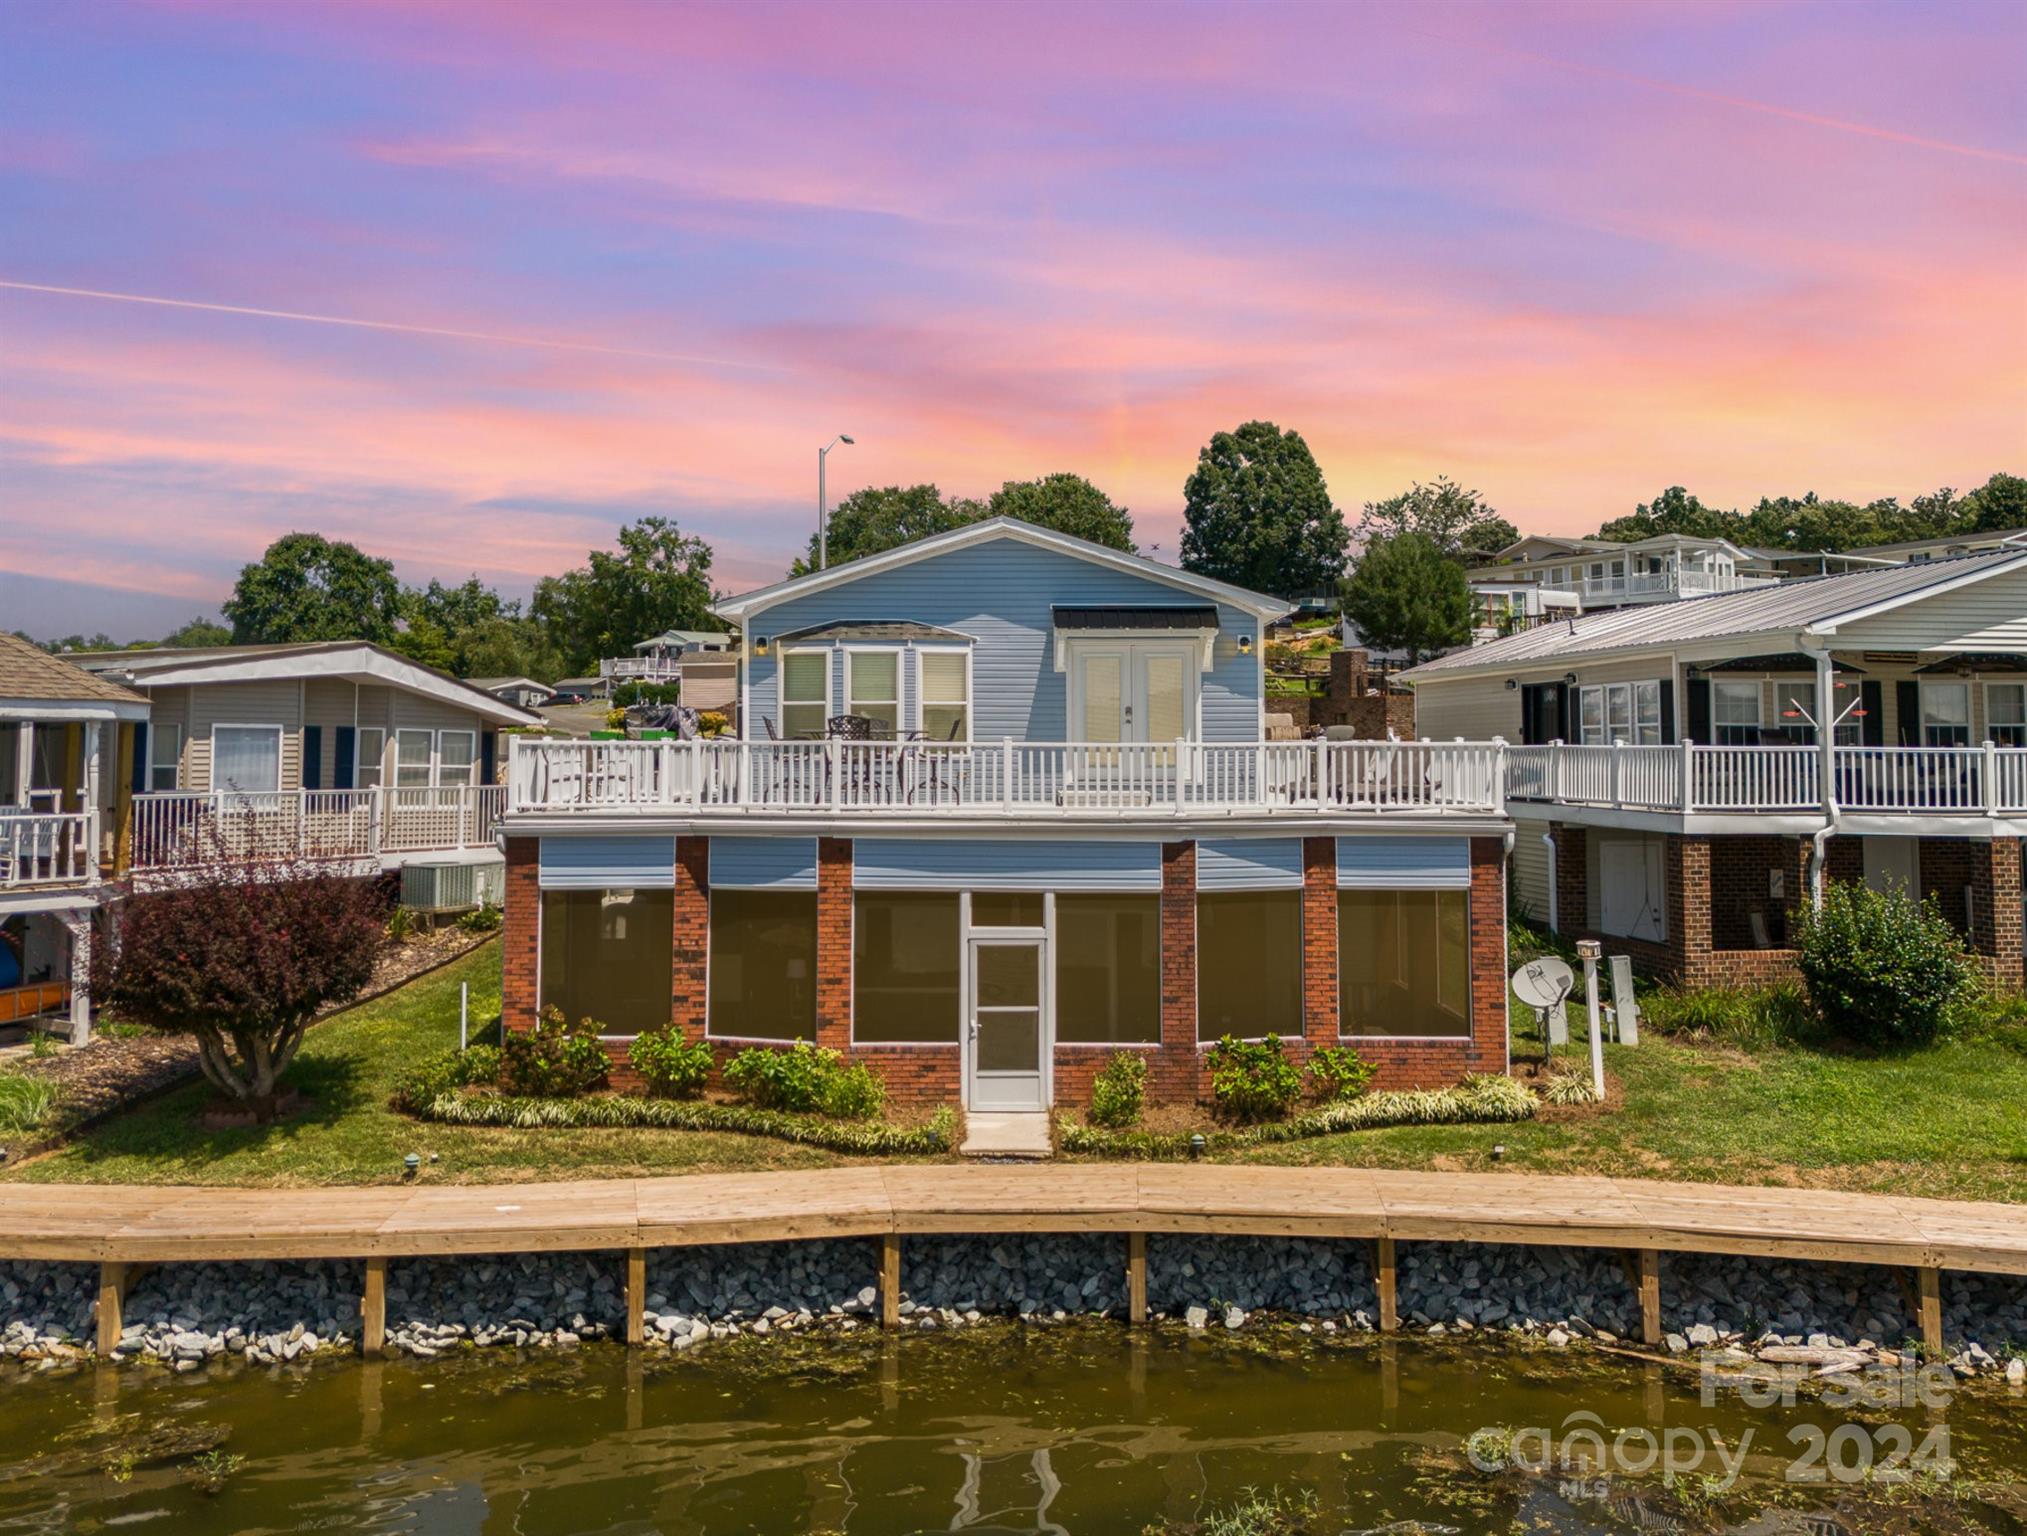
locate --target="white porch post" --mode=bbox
[13,721,32,807]
[82,721,102,884]
[63,909,92,1047]
[1815,647,1837,817]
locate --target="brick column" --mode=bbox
[1662,834,1712,988]
[1301,836,1338,1051]
[1968,838,2024,990]
[1158,841,1197,1100]
[501,835,540,1033]
[1551,822,1586,935]
[1468,836,1509,1073]
[672,836,709,1040]
[816,836,853,1051]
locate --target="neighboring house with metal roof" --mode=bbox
[1,632,150,1041]
[1467,532,1781,617]
[467,675,558,711]
[1402,549,2027,992]
[598,627,737,690]
[501,516,1517,1113]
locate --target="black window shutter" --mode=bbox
[333,726,356,790]
[1686,679,1711,744]
[130,721,149,795]
[1658,679,1676,744]
[481,732,497,785]
[1895,680,1920,745]
[1861,680,1885,746]
[302,726,322,790]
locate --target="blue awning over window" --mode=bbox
[1335,836,1471,890]
[1196,838,1303,891]
[709,836,819,890]
[854,838,1161,892]
[538,835,676,890]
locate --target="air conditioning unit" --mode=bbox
[401,860,480,913]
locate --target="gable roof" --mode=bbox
[68,641,542,727]
[712,517,1292,624]
[0,632,150,715]
[1403,547,2027,681]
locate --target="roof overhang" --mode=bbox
[712,518,1292,625]
[91,645,541,727]
[0,696,150,723]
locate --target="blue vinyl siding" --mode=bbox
[1335,836,1471,890]
[746,539,1262,743]
[1197,837,1304,890]
[539,835,676,890]
[710,836,819,890]
[854,838,1161,891]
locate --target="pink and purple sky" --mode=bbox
[2,0,2023,638]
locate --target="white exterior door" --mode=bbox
[966,936,1047,1111]
[1071,642,1196,744]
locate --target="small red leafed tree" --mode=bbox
[93,863,387,1120]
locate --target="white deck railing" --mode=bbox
[0,811,91,889]
[510,738,1506,817]
[1505,742,2027,815]
[128,786,504,872]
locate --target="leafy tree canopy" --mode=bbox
[1339,531,1471,663]
[1592,473,2023,553]
[1359,476,1518,561]
[987,473,1135,551]
[790,484,982,576]
[533,515,717,675]
[1180,420,1350,598]
[222,532,402,645]
[159,616,232,648]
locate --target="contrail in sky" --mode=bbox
[0,278,785,372]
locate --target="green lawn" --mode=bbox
[1231,1031,2027,1203]
[11,945,2026,1202]
[4,946,875,1187]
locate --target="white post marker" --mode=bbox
[460,982,469,1051]
[1576,938,1605,1099]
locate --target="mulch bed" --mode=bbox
[3,929,495,1147]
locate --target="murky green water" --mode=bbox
[0,1328,2021,1534]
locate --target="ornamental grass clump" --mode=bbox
[90,861,386,1122]
[1087,1051,1147,1129]
[1204,1035,1304,1123]
[1795,882,1977,1048]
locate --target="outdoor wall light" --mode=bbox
[1237,633,1253,656]
[1563,673,1577,687]
[1504,678,1517,690]
[753,635,770,657]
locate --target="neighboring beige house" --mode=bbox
[468,675,558,711]
[1469,532,1781,615]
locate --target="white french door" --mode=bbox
[1071,642,1197,744]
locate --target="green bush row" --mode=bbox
[1059,1074,1536,1159]
[410,1090,953,1154]
[723,1040,885,1120]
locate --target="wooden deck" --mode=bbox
[5,1168,2020,1355]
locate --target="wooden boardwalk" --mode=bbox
[3,1167,2020,1356]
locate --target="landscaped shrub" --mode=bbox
[628,1028,714,1099]
[456,903,503,934]
[499,1008,610,1098]
[0,1074,57,1135]
[415,1093,954,1154]
[1641,983,1813,1049]
[611,681,682,708]
[386,904,417,943]
[1795,882,1976,1048]
[1306,1043,1376,1102]
[698,710,730,737]
[724,1041,884,1120]
[390,1043,500,1113]
[1204,1035,1303,1123]
[1087,1052,1147,1129]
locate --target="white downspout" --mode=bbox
[1542,829,1559,933]
[1800,636,1839,909]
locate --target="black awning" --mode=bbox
[1052,604,1219,631]
[773,620,973,643]
[1914,652,2027,674]
[1698,652,1866,674]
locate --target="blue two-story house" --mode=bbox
[500,518,1513,1113]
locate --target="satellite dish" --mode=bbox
[1511,957,1575,1009]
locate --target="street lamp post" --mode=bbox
[817,434,855,570]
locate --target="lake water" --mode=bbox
[0,1327,2020,1533]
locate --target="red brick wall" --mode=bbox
[816,836,853,1052]
[502,835,539,1033]
[1302,836,1339,1050]
[1926,836,2026,989]
[1988,838,2024,989]
[672,836,708,1040]
[1155,841,1199,1102]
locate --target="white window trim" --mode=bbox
[913,643,974,743]
[1712,680,1762,742]
[355,726,386,790]
[209,722,285,797]
[437,728,479,787]
[148,722,182,791]
[1578,681,1665,746]
[843,645,903,735]
[393,727,436,789]
[1920,681,1972,747]
[1985,681,2027,747]
[777,646,833,740]
[1062,637,1205,745]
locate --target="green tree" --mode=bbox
[1339,532,1471,663]
[158,617,232,648]
[790,484,981,576]
[222,532,402,645]
[986,473,1135,551]
[1359,476,1517,561]
[1960,472,2027,533]
[1594,486,1737,543]
[1180,421,1349,597]
[532,516,717,674]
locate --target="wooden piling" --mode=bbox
[1375,1236,1398,1333]
[626,1248,647,1347]
[361,1256,386,1358]
[880,1233,901,1329]
[1918,1266,1943,1357]
[95,1262,127,1357]
[1637,1248,1662,1347]
[1127,1232,1148,1325]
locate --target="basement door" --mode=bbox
[965,936,1048,1111]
